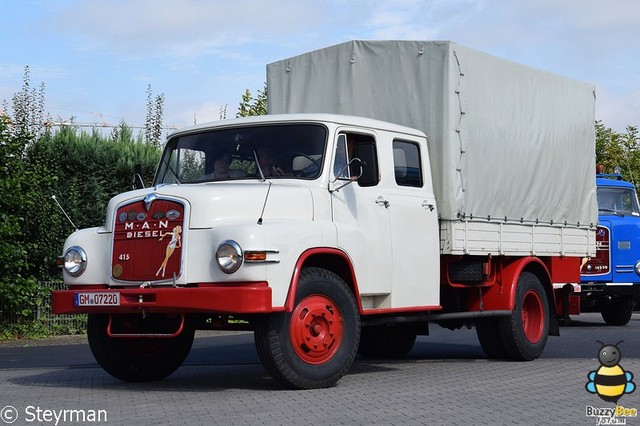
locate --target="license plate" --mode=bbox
[74,292,121,306]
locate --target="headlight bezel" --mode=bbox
[216,240,243,274]
[63,246,87,277]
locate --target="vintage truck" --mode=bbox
[53,41,597,389]
[578,170,640,325]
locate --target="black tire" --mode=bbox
[601,297,633,326]
[87,313,194,382]
[476,317,508,359]
[498,272,549,361]
[254,267,360,389]
[357,325,417,358]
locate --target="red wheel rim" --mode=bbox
[289,294,344,364]
[521,289,544,343]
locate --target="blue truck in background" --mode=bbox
[577,171,640,325]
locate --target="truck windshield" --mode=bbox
[154,124,327,184]
[597,187,640,216]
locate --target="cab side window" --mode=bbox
[393,140,423,187]
[333,133,380,187]
[333,134,351,179]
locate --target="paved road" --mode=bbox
[1,313,640,425]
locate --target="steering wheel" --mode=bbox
[274,151,321,177]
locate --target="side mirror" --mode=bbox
[133,164,145,189]
[348,158,364,180]
[331,158,363,193]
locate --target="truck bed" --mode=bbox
[267,40,597,258]
[441,220,595,256]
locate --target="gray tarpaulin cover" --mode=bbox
[267,40,597,229]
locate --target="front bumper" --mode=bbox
[51,282,273,314]
[580,282,640,296]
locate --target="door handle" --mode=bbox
[375,197,390,208]
[422,201,434,211]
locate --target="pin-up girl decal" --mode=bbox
[156,225,182,277]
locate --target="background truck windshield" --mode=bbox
[155,124,327,184]
[597,187,640,216]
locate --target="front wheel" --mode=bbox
[87,314,194,382]
[254,267,360,389]
[600,297,634,326]
[498,272,549,361]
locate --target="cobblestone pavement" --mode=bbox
[1,314,639,426]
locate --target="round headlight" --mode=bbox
[216,240,243,274]
[635,260,640,276]
[64,246,87,276]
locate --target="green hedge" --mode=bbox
[0,117,161,330]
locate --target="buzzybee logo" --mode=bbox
[586,341,635,403]
[585,341,637,425]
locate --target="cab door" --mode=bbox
[384,138,440,308]
[330,132,393,300]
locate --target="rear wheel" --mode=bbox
[476,317,507,359]
[87,313,194,382]
[254,267,360,389]
[358,324,417,358]
[498,272,549,361]
[600,297,633,326]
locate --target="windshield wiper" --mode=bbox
[598,208,623,216]
[160,157,181,184]
[252,145,266,182]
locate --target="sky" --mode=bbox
[1,0,639,135]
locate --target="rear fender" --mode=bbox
[471,257,558,336]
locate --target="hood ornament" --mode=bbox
[144,193,158,211]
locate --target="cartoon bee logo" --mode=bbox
[586,340,636,403]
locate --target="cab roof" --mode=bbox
[596,174,635,189]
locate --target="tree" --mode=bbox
[111,119,136,144]
[596,120,640,184]
[0,114,44,321]
[237,84,267,117]
[0,73,167,333]
[620,125,640,183]
[145,84,165,146]
[219,105,228,120]
[11,66,47,141]
[0,68,59,324]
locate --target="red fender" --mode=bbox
[283,247,361,312]
[468,256,552,312]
